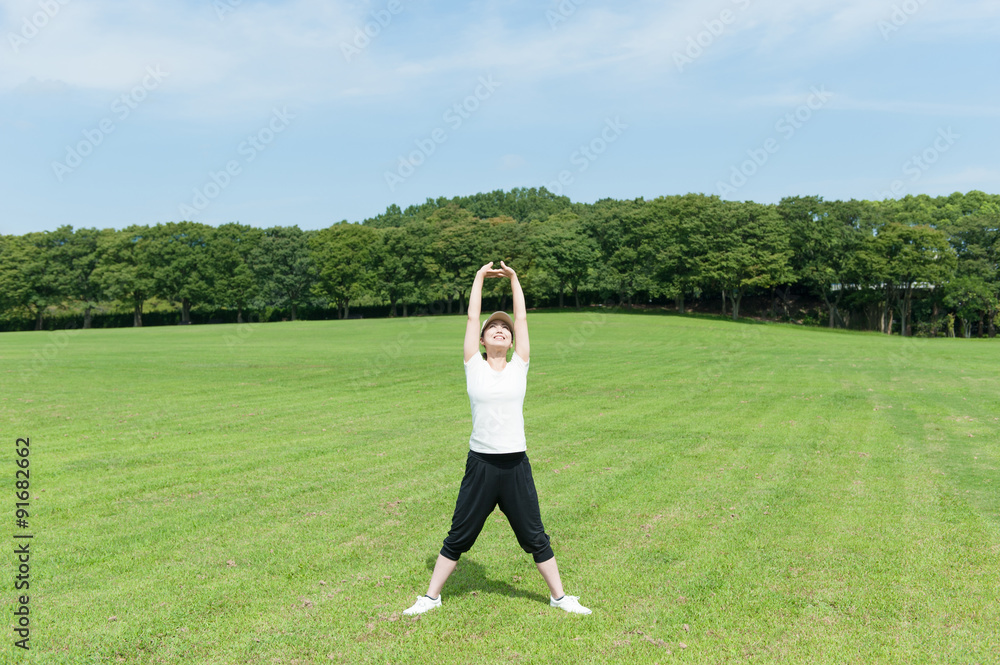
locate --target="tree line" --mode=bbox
[1,188,997,337]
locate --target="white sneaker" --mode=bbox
[403,595,441,616]
[550,595,592,615]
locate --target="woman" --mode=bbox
[403,260,591,616]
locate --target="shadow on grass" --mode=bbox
[424,555,549,605]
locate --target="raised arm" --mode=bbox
[465,262,501,362]
[501,261,530,363]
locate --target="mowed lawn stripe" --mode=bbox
[1,312,997,664]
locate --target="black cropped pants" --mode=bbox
[440,450,555,564]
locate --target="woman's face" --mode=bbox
[481,320,513,350]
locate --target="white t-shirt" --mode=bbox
[464,351,529,454]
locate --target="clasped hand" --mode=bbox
[478,261,515,279]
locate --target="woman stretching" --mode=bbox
[403,261,591,616]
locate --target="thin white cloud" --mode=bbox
[731,90,1000,118]
[3,0,997,113]
[922,166,1000,190]
[498,154,526,170]
[1,0,361,96]
[830,96,1000,117]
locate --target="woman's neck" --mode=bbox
[485,351,508,371]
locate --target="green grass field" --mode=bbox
[2,311,998,664]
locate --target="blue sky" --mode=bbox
[2,0,998,236]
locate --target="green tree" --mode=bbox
[529,211,598,309]
[942,197,1000,337]
[698,201,792,320]
[57,227,105,329]
[481,215,531,312]
[148,222,213,324]
[363,187,573,228]
[645,194,717,313]
[4,234,47,329]
[0,230,73,329]
[779,197,867,327]
[873,221,956,336]
[0,235,10,317]
[583,198,655,308]
[455,187,573,223]
[944,276,994,338]
[93,226,156,327]
[363,203,407,229]
[210,223,263,323]
[310,222,378,319]
[426,206,489,314]
[250,226,318,321]
[373,227,408,317]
